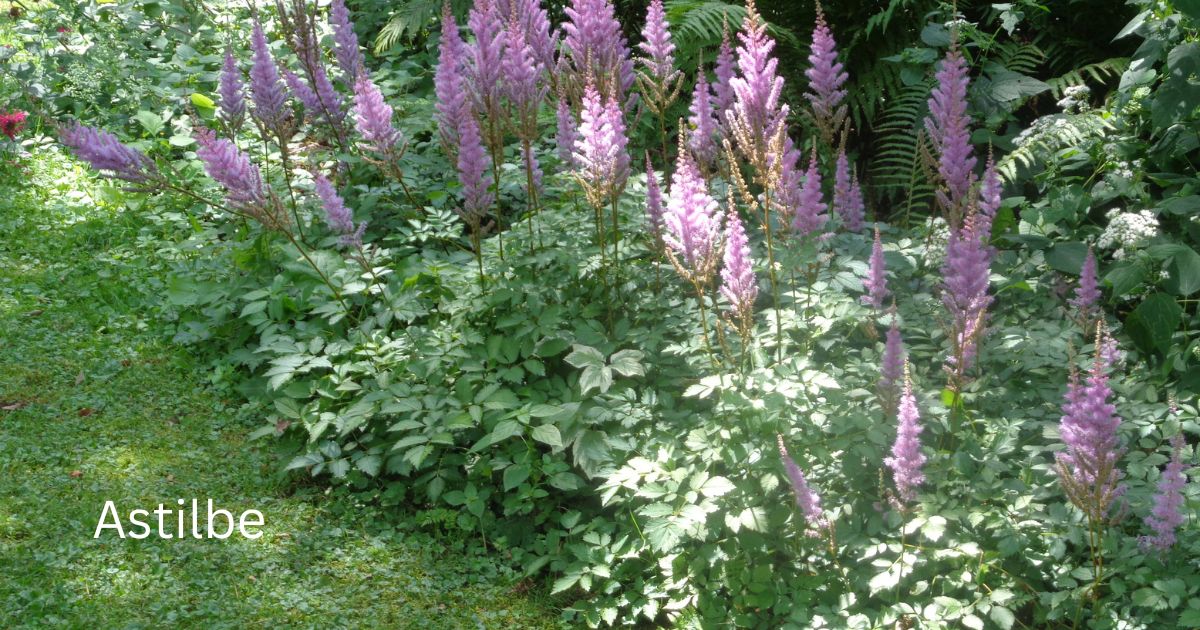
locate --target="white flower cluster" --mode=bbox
[1014,115,1073,148]
[1097,209,1159,259]
[1105,157,1141,181]
[1056,85,1091,112]
[923,216,951,266]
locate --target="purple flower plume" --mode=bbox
[218,50,247,133]
[712,28,736,127]
[468,0,506,120]
[574,84,630,201]
[804,7,848,134]
[352,74,400,154]
[249,21,291,132]
[194,127,266,212]
[435,6,470,159]
[1070,247,1101,321]
[777,434,831,536]
[942,196,995,377]
[284,69,322,116]
[1140,434,1188,552]
[978,157,1001,238]
[862,226,888,309]
[555,98,579,166]
[330,0,366,84]
[1056,331,1126,521]
[503,15,548,136]
[562,0,635,105]
[510,0,555,74]
[313,173,365,247]
[456,113,495,225]
[663,151,721,279]
[644,154,664,246]
[636,0,681,112]
[727,0,787,165]
[59,123,157,184]
[720,207,757,324]
[885,369,926,504]
[790,151,828,235]
[879,316,905,402]
[687,70,718,168]
[833,150,864,232]
[925,47,976,221]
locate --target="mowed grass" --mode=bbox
[0,151,560,628]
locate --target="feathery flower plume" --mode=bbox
[59,123,158,184]
[193,127,267,213]
[1070,247,1101,322]
[687,70,718,168]
[925,47,976,223]
[862,227,888,309]
[555,98,579,166]
[574,84,630,206]
[777,434,831,535]
[726,0,787,168]
[636,0,682,115]
[712,26,736,126]
[942,209,994,377]
[218,50,247,134]
[790,151,828,235]
[1056,328,1126,522]
[885,367,926,504]
[435,5,470,159]
[977,157,1001,237]
[833,150,864,232]
[561,0,635,105]
[503,14,548,137]
[510,0,555,74]
[249,21,291,132]
[1139,434,1188,552]
[804,4,848,139]
[467,0,506,120]
[456,113,495,229]
[720,207,757,328]
[879,315,905,411]
[330,0,366,84]
[284,69,323,115]
[663,151,721,281]
[352,74,400,154]
[644,154,665,247]
[313,173,365,247]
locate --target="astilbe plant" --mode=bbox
[193,127,276,224]
[456,112,495,284]
[502,10,549,245]
[832,149,864,233]
[1139,434,1188,553]
[1070,247,1101,327]
[312,172,365,247]
[925,46,976,225]
[720,206,757,342]
[878,314,905,415]
[686,69,718,171]
[574,83,630,248]
[663,150,723,358]
[777,434,832,539]
[712,25,736,135]
[560,0,635,107]
[555,97,578,167]
[885,366,926,506]
[218,50,247,135]
[329,0,365,84]
[59,123,158,186]
[434,4,470,161]
[862,226,888,310]
[644,153,665,251]
[249,21,292,137]
[789,149,828,237]
[803,3,848,144]
[636,0,682,162]
[467,0,509,256]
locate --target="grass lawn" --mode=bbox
[0,150,560,628]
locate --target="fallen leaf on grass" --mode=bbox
[78,407,95,417]
[1,400,28,411]
[69,470,83,479]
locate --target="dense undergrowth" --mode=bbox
[3,0,1199,627]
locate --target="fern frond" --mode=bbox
[866,80,935,219]
[997,112,1112,182]
[1046,58,1129,97]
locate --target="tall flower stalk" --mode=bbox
[720,205,757,346]
[468,0,509,259]
[862,226,888,310]
[832,149,864,232]
[777,434,832,539]
[1139,434,1187,553]
[636,0,682,164]
[503,11,549,250]
[561,0,635,107]
[925,46,976,226]
[885,365,926,506]
[663,150,722,360]
[456,112,495,288]
[804,2,848,144]
[1071,247,1101,328]
[687,68,718,172]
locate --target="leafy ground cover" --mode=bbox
[0,151,559,628]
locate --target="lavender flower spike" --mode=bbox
[885,367,926,504]
[777,434,831,536]
[193,127,266,213]
[862,226,888,309]
[804,4,848,135]
[791,151,828,235]
[879,315,905,405]
[712,25,736,128]
[561,0,636,105]
[249,21,290,132]
[644,153,664,246]
[833,150,864,232]
[467,0,506,120]
[720,207,757,325]
[636,0,682,114]
[456,113,495,227]
[574,84,630,204]
[925,47,976,222]
[1070,247,1101,321]
[352,74,400,155]
[218,49,247,134]
[663,151,721,281]
[555,98,579,167]
[313,173,364,247]
[1139,434,1188,552]
[687,69,718,168]
[435,4,470,159]
[59,123,158,184]
[330,0,366,84]
[727,0,787,166]
[1056,329,1126,521]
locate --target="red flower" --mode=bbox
[0,111,27,140]
[57,26,70,33]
